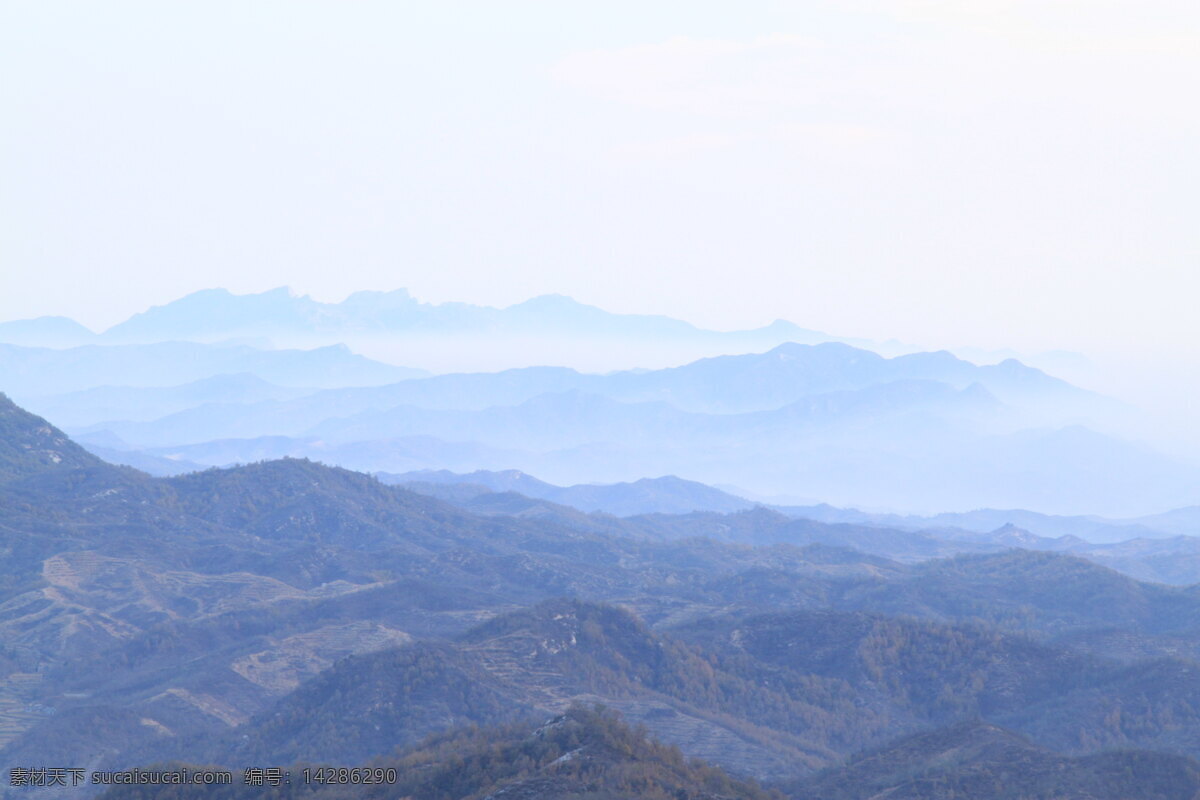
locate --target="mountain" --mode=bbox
[1127,506,1200,537]
[774,499,1200,546]
[0,393,107,482]
[0,341,425,397]
[3,287,1102,381]
[63,342,1025,437]
[67,374,1000,450]
[44,336,1170,515]
[0,397,864,777]
[24,373,318,428]
[95,286,830,351]
[0,316,97,348]
[19,391,1193,579]
[96,706,782,800]
[788,720,1200,800]
[1079,535,1200,585]
[77,377,995,457]
[5,395,1200,794]
[383,469,757,516]
[782,504,1175,543]
[383,468,1200,550]
[386,472,1200,585]
[94,596,1200,789]
[105,340,1083,417]
[588,341,1086,413]
[204,599,829,777]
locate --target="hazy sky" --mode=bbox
[3,1,1199,364]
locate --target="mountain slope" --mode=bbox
[97,706,783,800]
[389,470,758,516]
[0,393,107,482]
[789,720,1200,800]
[4,396,1200,791]
[206,599,835,778]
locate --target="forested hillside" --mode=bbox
[1,394,1199,799]
[94,706,783,800]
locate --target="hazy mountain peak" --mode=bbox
[507,293,591,310]
[986,523,1047,546]
[768,340,866,356]
[493,468,530,478]
[763,318,815,331]
[31,287,839,369]
[0,315,97,347]
[102,286,323,341]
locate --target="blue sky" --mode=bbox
[3,1,1198,377]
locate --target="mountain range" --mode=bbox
[385,469,1200,584]
[2,393,1200,800]
[0,341,422,398]
[6,286,1184,516]
[13,337,1172,516]
[4,284,1199,798]
[0,287,844,374]
[388,469,759,516]
[72,405,1189,518]
[382,467,1198,539]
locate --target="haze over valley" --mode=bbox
[2,287,1192,519]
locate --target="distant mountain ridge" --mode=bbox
[75,398,1189,518]
[108,287,826,341]
[0,341,424,397]
[0,286,834,352]
[2,304,1178,517]
[0,315,97,347]
[51,340,1073,443]
[388,466,1200,539]
[382,467,1200,583]
[386,469,758,516]
[25,373,318,427]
